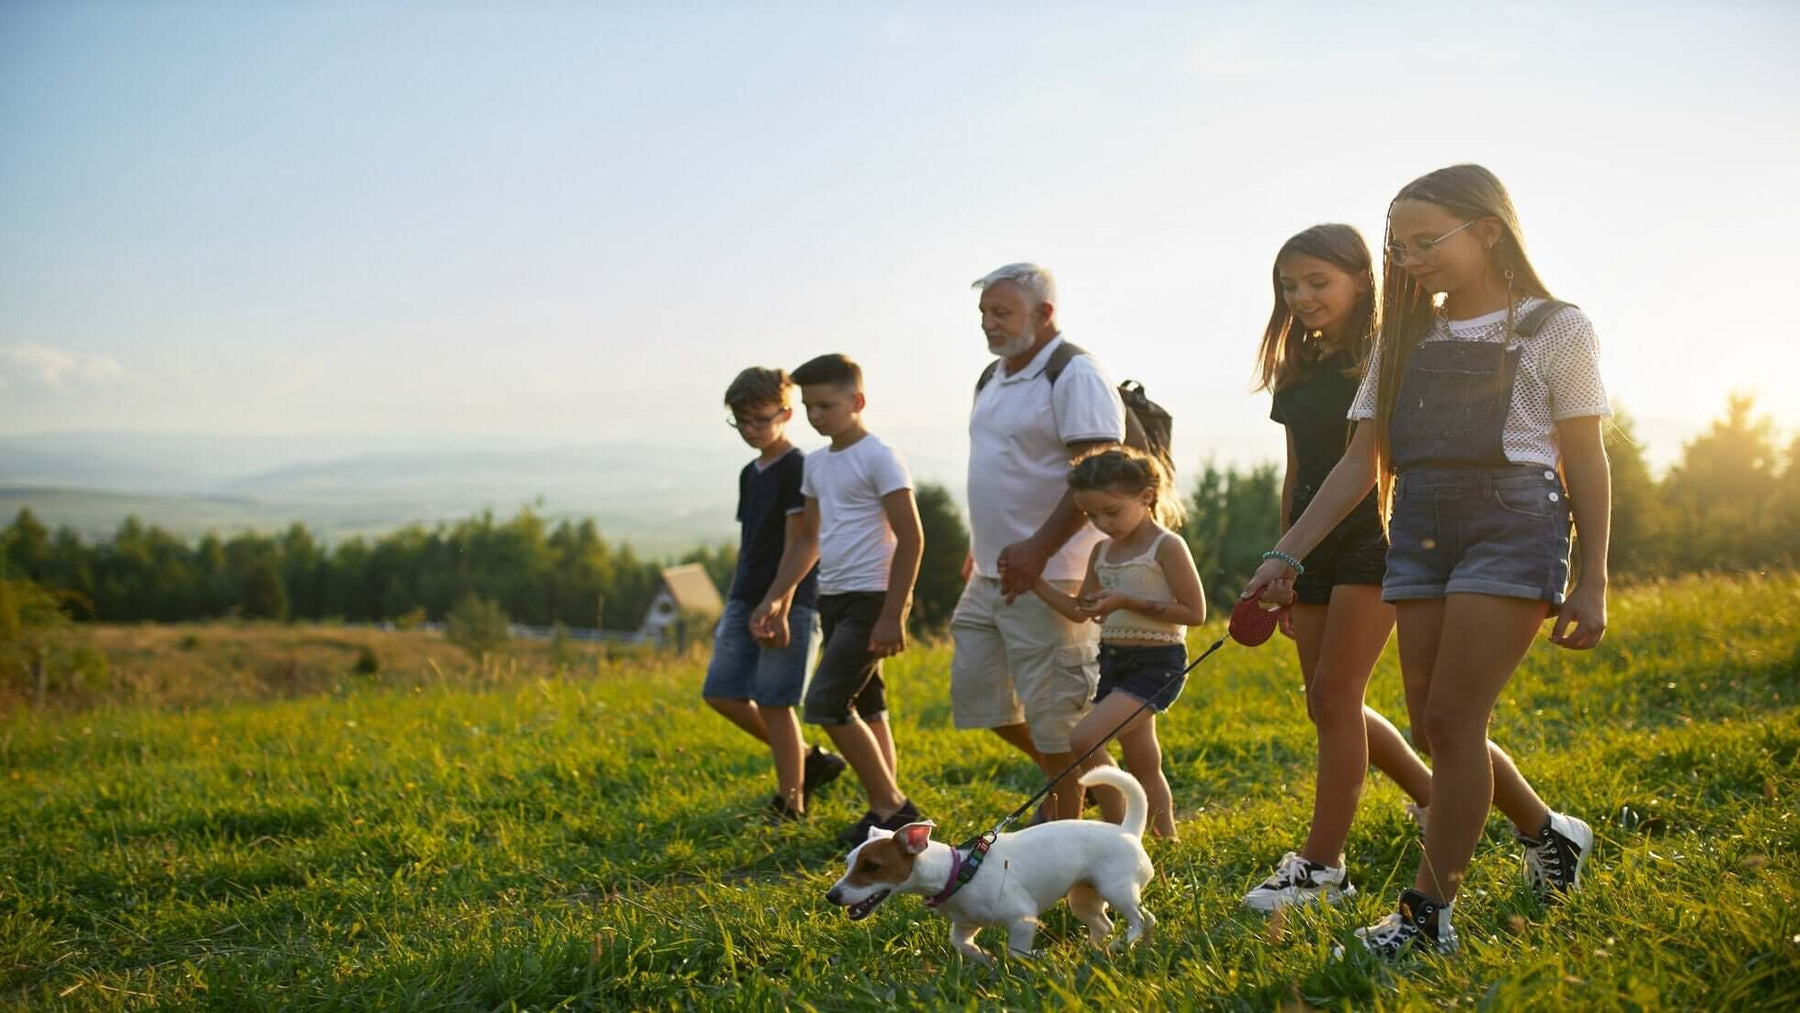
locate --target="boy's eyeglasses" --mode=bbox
[727,409,786,431]
[1386,219,1476,263]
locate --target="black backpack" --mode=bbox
[976,341,1174,473]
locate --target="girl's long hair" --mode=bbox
[1068,446,1187,531]
[1371,164,1555,518]
[1254,224,1378,394]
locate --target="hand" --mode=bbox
[750,597,791,649]
[1278,608,1296,640]
[1076,591,1133,621]
[960,550,974,584]
[1551,582,1607,650]
[868,614,907,658]
[996,539,1050,603]
[1240,557,1298,606]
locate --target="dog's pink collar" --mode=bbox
[923,848,964,908]
[924,833,994,908]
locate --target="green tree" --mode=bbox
[911,482,970,636]
[1184,459,1282,608]
[445,592,510,660]
[1602,405,1664,577]
[1661,393,1785,572]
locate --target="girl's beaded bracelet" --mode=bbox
[1261,549,1305,575]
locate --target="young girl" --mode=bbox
[1034,448,1206,839]
[1244,165,1610,958]
[1240,224,1435,913]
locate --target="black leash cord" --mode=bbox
[981,632,1229,839]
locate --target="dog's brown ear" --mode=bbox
[894,821,935,855]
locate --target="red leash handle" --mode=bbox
[1229,596,1294,647]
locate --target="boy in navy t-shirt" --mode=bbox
[703,367,845,821]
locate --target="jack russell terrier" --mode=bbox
[825,766,1154,962]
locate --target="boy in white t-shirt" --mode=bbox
[752,353,926,846]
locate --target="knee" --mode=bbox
[1068,724,1105,758]
[1422,700,1487,757]
[1305,681,1363,730]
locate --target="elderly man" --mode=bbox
[953,262,1126,821]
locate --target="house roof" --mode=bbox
[657,564,725,619]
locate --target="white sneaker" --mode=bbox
[1405,803,1429,835]
[1355,889,1459,959]
[1518,811,1593,896]
[1241,851,1356,912]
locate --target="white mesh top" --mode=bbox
[1095,530,1186,644]
[1348,297,1610,468]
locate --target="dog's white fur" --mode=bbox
[825,766,1155,962]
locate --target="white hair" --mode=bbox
[972,262,1056,307]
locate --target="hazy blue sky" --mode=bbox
[3,1,1797,478]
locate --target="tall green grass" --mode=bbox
[3,575,1797,1009]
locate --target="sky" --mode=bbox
[3,1,1798,486]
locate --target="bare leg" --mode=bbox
[1116,718,1175,839]
[1397,601,1552,841]
[1400,594,1553,902]
[763,704,806,812]
[821,716,906,816]
[1365,707,1433,805]
[865,717,898,781]
[1071,694,1169,835]
[1294,586,1418,864]
[705,696,768,743]
[991,722,1044,764]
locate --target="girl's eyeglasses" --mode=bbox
[727,409,786,431]
[1386,220,1476,263]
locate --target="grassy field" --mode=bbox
[2,575,1798,1010]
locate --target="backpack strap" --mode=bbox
[975,338,1088,393]
[1513,300,1578,338]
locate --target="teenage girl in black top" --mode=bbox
[1239,225,1433,914]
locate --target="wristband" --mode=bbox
[1261,549,1305,575]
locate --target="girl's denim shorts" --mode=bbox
[1095,642,1187,713]
[1383,466,1572,608]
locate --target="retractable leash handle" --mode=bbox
[979,598,1293,840]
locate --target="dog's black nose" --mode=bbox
[825,887,842,904]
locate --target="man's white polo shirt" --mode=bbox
[966,335,1125,581]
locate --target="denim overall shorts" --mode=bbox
[1383,339,1573,607]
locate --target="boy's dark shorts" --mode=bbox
[803,591,891,725]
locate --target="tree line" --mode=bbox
[4,395,1796,632]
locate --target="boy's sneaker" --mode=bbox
[837,809,882,847]
[1518,811,1593,896]
[763,794,803,824]
[1355,889,1460,959]
[836,800,921,846]
[1406,803,1430,835]
[802,746,847,803]
[875,798,921,833]
[1241,851,1356,912]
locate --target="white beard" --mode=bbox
[988,323,1036,359]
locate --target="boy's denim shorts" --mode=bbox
[1384,466,1572,608]
[1094,642,1188,713]
[702,597,820,707]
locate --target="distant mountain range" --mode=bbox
[0,432,969,554]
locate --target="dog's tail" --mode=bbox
[1077,766,1149,838]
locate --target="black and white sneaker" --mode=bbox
[1518,811,1593,896]
[1355,889,1459,959]
[1241,851,1356,912]
[763,794,803,824]
[802,745,847,803]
